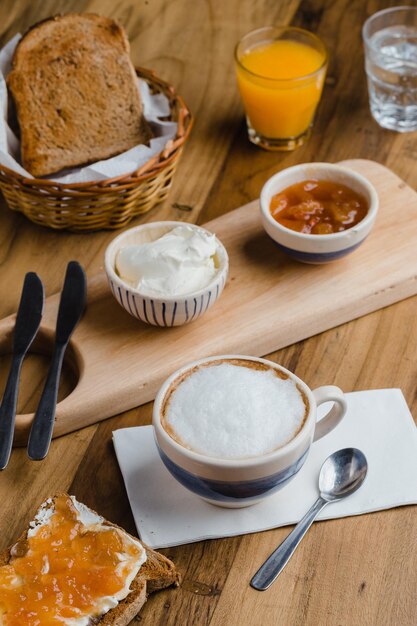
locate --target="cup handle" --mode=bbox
[312,386,347,442]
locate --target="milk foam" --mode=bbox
[164,362,307,459]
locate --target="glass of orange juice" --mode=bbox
[235,26,328,151]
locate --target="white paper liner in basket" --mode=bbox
[0,34,178,184]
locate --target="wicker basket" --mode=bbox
[0,67,192,231]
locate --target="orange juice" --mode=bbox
[236,35,327,144]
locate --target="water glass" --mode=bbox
[363,6,417,132]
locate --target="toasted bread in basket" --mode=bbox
[7,13,152,177]
[0,493,179,625]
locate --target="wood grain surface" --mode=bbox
[0,1,416,625]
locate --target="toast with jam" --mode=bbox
[0,493,179,625]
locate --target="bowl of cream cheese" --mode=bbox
[104,221,229,326]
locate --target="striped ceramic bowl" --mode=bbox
[260,163,379,264]
[104,221,228,327]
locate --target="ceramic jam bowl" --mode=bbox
[260,163,379,264]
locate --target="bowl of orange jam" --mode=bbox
[260,163,379,263]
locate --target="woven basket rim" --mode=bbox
[0,66,192,191]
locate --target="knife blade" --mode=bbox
[28,261,87,461]
[0,272,44,470]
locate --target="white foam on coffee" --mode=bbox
[164,363,306,459]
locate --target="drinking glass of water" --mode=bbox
[363,6,417,132]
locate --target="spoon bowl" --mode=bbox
[319,448,368,501]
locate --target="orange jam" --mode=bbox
[270,180,368,235]
[0,495,145,626]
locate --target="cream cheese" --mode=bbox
[116,225,218,297]
[27,497,54,537]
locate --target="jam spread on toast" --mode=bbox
[0,494,145,626]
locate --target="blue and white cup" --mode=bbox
[153,355,347,508]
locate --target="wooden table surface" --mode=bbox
[0,0,416,624]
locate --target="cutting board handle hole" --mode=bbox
[0,326,81,418]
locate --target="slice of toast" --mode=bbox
[0,494,179,626]
[7,13,152,177]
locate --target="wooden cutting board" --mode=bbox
[4,159,417,445]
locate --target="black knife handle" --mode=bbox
[27,345,66,461]
[0,355,23,470]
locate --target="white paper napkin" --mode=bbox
[0,35,177,183]
[113,389,417,549]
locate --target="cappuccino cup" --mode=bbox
[153,355,347,508]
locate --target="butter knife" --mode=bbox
[28,261,86,461]
[0,272,44,470]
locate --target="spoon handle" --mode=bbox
[251,497,329,591]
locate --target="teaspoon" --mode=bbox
[251,447,368,591]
